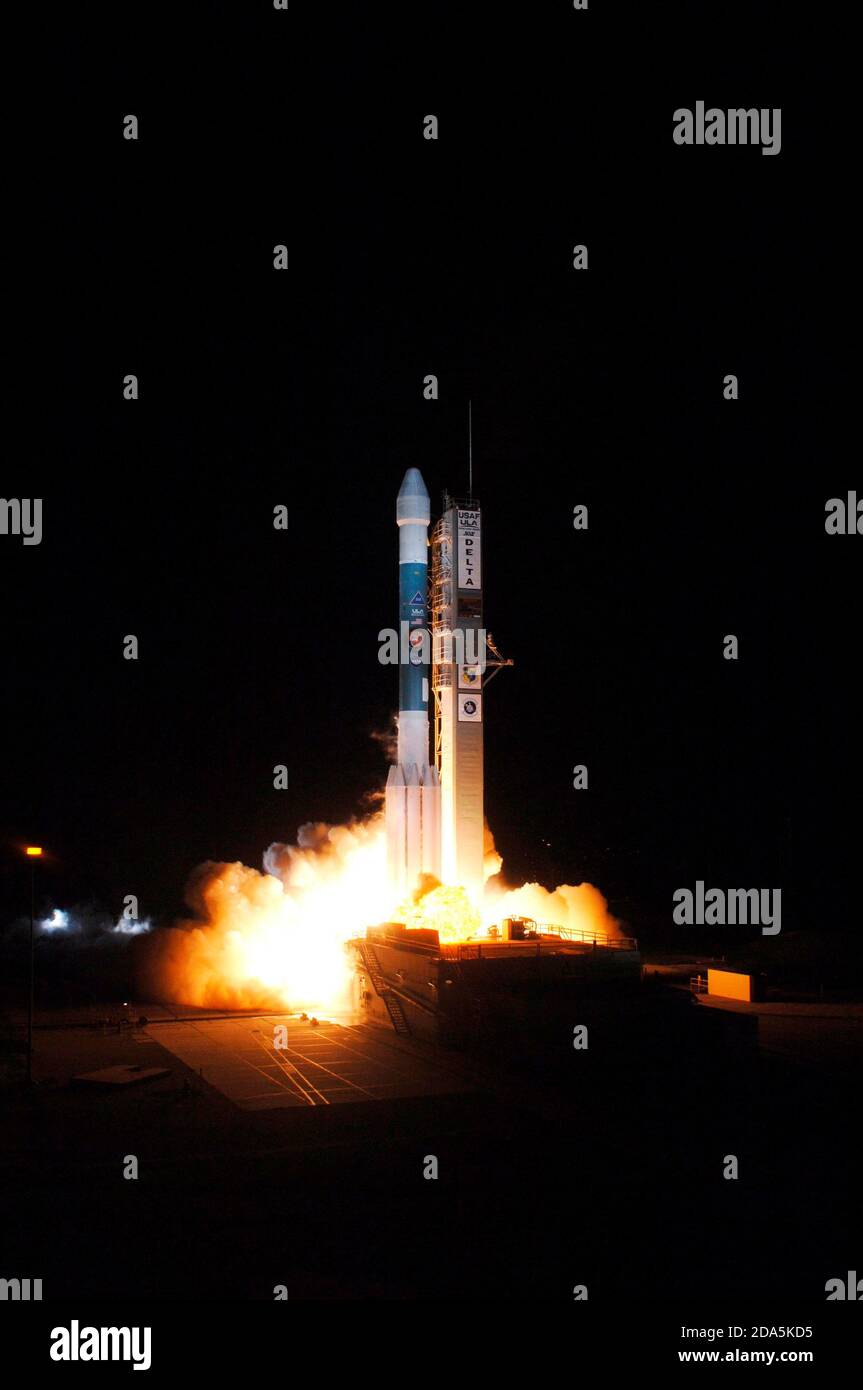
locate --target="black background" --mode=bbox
[2,1,856,942]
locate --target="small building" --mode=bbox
[706,968,761,1003]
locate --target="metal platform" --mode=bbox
[349,921,642,1042]
[145,1015,468,1109]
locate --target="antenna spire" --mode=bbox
[468,399,473,498]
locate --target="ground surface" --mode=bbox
[0,991,859,1300]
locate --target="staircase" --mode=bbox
[357,940,411,1037]
[382,992,411,1036]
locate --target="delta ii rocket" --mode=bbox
[386,467,489,906]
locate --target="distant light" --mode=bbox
[41,908,69,932]
[113,916,152,937]
[26,846,43,857]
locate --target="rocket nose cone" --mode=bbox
[397,467,431,524]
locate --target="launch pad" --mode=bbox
[349,919,641,1046]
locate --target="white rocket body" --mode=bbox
[385,469,441,898]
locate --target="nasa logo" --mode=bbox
[409,628,427,665]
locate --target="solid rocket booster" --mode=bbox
[386,468,441,895]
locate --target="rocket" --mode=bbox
[385,468,441,895]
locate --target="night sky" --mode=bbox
[3,2,856,943]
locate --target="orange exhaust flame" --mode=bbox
[143,817,620,1013]
[141,818,393,1013]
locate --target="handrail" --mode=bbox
[440,925,638,960]
[534,921,638,951]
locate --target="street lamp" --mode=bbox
[25,847,43,1084]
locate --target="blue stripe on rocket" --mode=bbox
[399,560,428,713]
